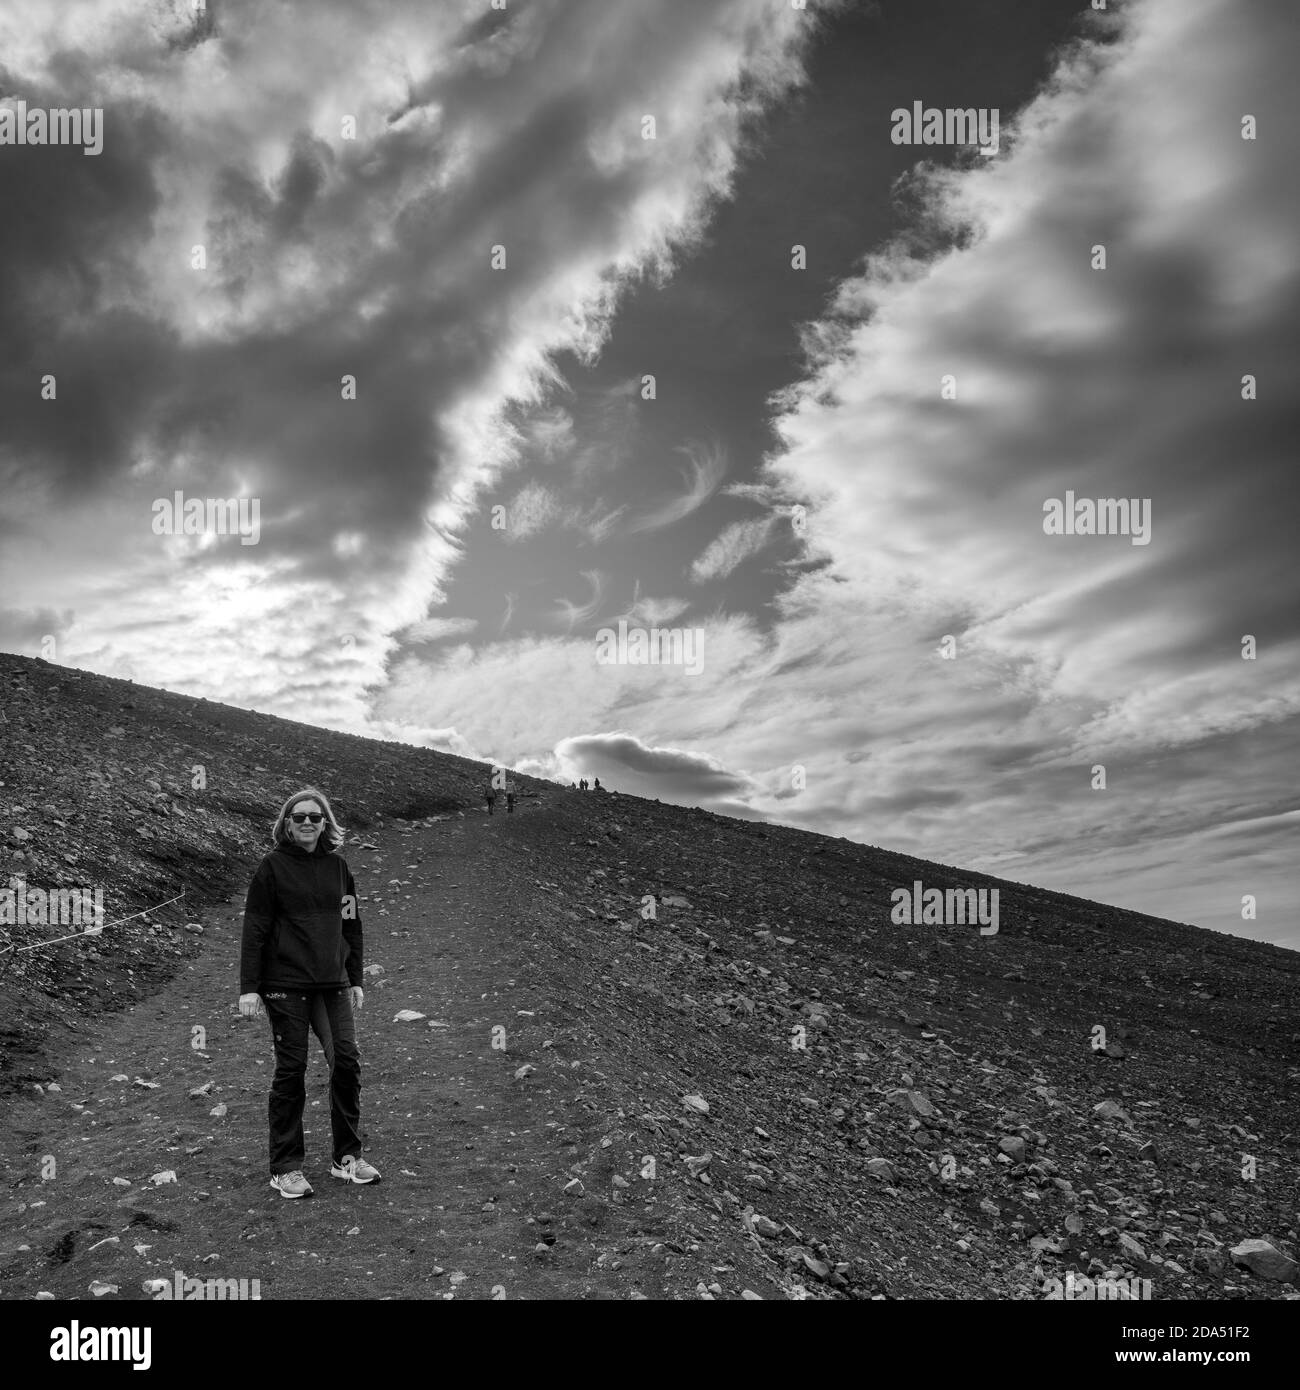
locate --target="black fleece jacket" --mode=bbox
[239,841,363,995]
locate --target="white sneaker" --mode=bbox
[331,1154,381,1184]
[270,1170,314,1198]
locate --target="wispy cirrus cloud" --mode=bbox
[503,480,564,541]
[583,502,630,544]
[689,515,776,583]
[550,569,606,634]
[525,406,576,464]
[403,616,478,644]
[622,439,728,535]
[609,581,692,626]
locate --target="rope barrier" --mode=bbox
[0,891,188,975]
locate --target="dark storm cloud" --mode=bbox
[558,730,762,807]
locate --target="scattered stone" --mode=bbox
[682,1095,709,1115]
[1230,1240,1297,1283]
[908,1091,936,1118]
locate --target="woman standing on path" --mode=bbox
[238,787,381,1197]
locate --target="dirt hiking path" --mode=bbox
[0,809,670,1301]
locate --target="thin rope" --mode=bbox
[0,890,188,961]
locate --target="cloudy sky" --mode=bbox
[2,0,1297,947]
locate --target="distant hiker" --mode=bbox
[484,781,497,815]
[506,778,517,813]
[579,778,587,791]
[593,777,603,791]
[239,786,381,1198]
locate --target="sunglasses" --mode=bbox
[289,812,324,824]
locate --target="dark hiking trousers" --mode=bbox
[309,990,335,1072]
[264,988,361,1174]
[307,993,371,1149]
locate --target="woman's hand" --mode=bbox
[349,986,364,1012]
[238,992,264,1017]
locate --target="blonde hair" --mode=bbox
[273,786,346,851]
